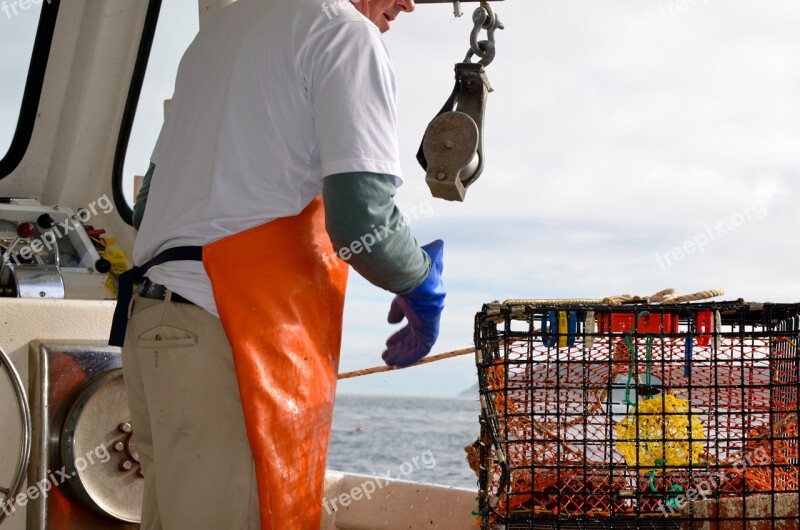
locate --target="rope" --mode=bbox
[502,298,611,306]
[339,289,725,380]
[503,288,724,307]
[660,289,726,304]
[337,346,476,380]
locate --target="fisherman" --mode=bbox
[110,0,445,528]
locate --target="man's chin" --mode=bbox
[377,13,393,32]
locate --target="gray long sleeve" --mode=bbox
[132,163,155,230]
[323,172,430,294]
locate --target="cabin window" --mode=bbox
[0,1,57,178]
[113,0,199,224]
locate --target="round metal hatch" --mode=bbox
[60,369,142,523]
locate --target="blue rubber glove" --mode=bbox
[382,240,445,367]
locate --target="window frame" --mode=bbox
[0,0,61,179]
[111,0,163,226]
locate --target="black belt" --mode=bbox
[108,246,203,347]
[137,278,195,305]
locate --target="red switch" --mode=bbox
[17,222,35,239]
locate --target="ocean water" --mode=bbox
[328,394,481,490]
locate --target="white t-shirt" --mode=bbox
[134,0,402,316]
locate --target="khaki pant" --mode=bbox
[122,294,261,529]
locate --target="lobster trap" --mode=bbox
[474,300,800,530]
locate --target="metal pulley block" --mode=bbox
[417,1,502,201]
[419,63,491,201]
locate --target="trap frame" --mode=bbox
[474,300,800,530]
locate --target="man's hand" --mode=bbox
[382,240,445,367]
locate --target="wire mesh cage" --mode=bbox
[474,300,800,530]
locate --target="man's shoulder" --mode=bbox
[264,0,371,29]
[319,1,365,21]
[312,1,379,35]
[214,0,370,35]
[297,1,387,63]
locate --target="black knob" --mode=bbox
[95,258,112,274]
[37,214,55,229]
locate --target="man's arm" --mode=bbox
[323,171,430,294]
[132,163,155,230]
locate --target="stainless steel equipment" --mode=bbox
[28,342,142,529]
[0,199,108,300]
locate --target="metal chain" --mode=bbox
[466,2,504,67]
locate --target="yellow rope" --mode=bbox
[337,346,476,380]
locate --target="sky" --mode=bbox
[2,0,800,398]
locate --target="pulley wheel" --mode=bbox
[60,369,143,523]
[422,111,480,181]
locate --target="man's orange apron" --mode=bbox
[202,197,348,529]
[110,197,348,529]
